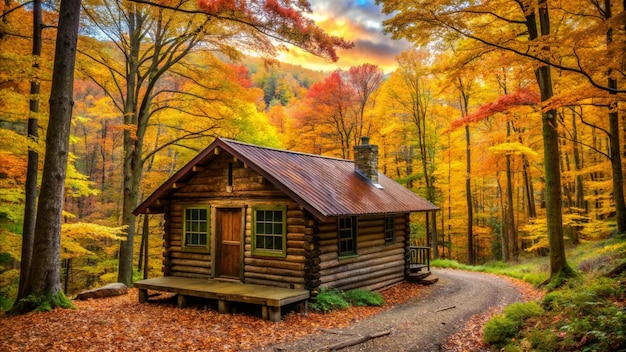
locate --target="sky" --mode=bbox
[276,0,412,73]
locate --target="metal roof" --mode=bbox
[134,138,439,219]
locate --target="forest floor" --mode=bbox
[0,269,542,352]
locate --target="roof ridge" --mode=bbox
[220,138,352,162]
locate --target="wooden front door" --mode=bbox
[215,208,242,279]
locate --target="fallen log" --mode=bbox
[76,283,128,300]
[323,330,391,351]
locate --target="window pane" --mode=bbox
[265,236,273,249]
[275,237,283,250]
[273,223,282,234]
[256,235,264,249]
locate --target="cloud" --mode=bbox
[277,0,411,73]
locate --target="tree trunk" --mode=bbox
[528,0,572,281]
[465,124,474,265]
[605,0,626,234]
[505,152,517,260]
[16,0,41,302]
[496,174,508,261]
[117,6,142,286]
[10,0,80,314]
[571,108,585,210]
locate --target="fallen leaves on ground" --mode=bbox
[0,282,427,352]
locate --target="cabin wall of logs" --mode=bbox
[159,150,413,292]
[314,214,410,291]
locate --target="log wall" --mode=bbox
[161,152,313,288]
[316,214,410,291]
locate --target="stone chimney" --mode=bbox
[354,136,379,184]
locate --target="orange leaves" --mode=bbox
[0,152,27,184]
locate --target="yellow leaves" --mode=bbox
[0,229,22,260]
[61,223,127,260]
[487,142,538,158]
[65,153,99,198]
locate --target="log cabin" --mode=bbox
[133,137,438,321]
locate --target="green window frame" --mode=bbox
[338,216,357,257]
[252,206,287,257]
[183,207,210,252]
[384,216,395,244]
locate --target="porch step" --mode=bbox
[418,275,439,285]
[407,271,439,285]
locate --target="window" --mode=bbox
[338,216,357,257]
[183,207,209,252]
[252,206,286,257]
[384,216,395,244]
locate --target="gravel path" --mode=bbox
[258,268,522,352]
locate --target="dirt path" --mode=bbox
[256,269,522,352]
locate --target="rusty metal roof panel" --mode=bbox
[220,139,439,218]
[134,138,439,218]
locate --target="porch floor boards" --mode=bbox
[134,276,310,322]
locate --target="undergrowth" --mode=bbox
[309,287,384,313]
[439,238,626,351]
[485,275,626,351]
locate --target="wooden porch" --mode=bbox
[134,276,310,322]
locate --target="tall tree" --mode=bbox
[389,49,439,257]
[15,0,41,302]
[81,0,352,285]
[530,0,572,279]
[348,63,384,142]
[601,0,626,234]
[304,71,359,158]
[10,0,81,314]
[377,0,582,280]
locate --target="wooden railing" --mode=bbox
[408,246,430,272]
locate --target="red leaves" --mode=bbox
[196,0,353,62]
[447,88,540,132]
[0,283,427,351]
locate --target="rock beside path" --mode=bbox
[76,283,128,300]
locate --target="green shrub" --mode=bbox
[484,302,544,347]
[343,289,384,307]
[527,329,559,351]
[309,288,349,313]
[586,277,618,299]
[503,301,544,322]
[309,288,385,313]
[483,315,518,346]
[542,291,566,311]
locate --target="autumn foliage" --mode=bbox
[197,0,353,61]
[446,88,541,132]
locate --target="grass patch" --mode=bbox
[483,302,544,347]
[309,287,385,313]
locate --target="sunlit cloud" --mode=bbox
[277,0,412,73]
